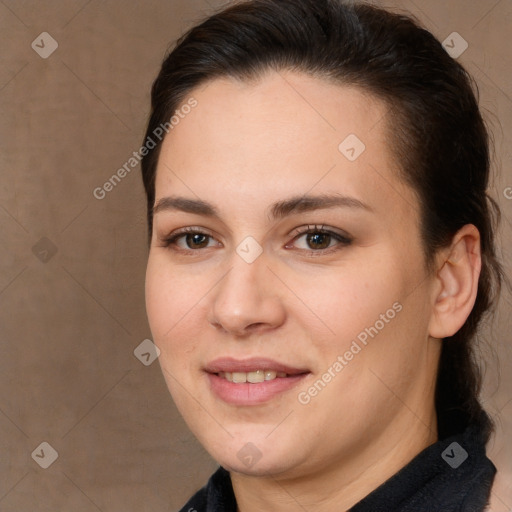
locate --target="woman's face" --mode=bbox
[145,71,441,478]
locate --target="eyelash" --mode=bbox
[160,225,353,256]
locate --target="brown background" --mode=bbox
[0,0,510,510]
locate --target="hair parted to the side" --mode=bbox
[140,0,504,440]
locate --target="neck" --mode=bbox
[231,408,438,512]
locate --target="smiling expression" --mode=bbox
[145,70,441,479]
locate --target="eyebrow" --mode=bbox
[152,193,373,220]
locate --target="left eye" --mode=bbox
[295,232,335,250]
[288,228,352,252]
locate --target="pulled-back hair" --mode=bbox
[141,0,504,440]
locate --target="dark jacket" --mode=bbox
[179,410,496,511]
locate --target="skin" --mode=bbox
[145,70,482,511]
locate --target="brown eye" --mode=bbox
[161,228,219,251]
[185,233,210,249]
[287,226,353,254]
[306,233,332,250]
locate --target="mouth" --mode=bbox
[205,357,310,379]
[217,370,290,383]
[204,357,311,405]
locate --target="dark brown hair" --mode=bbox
[141,0,503,440]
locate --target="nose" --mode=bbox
[208,252,286,337]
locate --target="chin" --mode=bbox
[203,433,307,478]
[219,454,299,477]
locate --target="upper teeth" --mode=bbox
[218,370,288,383]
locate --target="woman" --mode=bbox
[141,0,504,510]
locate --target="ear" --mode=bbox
[428,224,482,339]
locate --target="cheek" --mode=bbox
[145,259,210,423]
[145,256,202,360]
[287,260,406,351]
[145,258,171,340]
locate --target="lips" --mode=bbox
[204,357,309,375]
[204,357,311,405]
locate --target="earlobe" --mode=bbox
[428,225,481,339]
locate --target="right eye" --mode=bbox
[161,227,221,252]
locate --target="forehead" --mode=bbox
[154,70,418,222]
